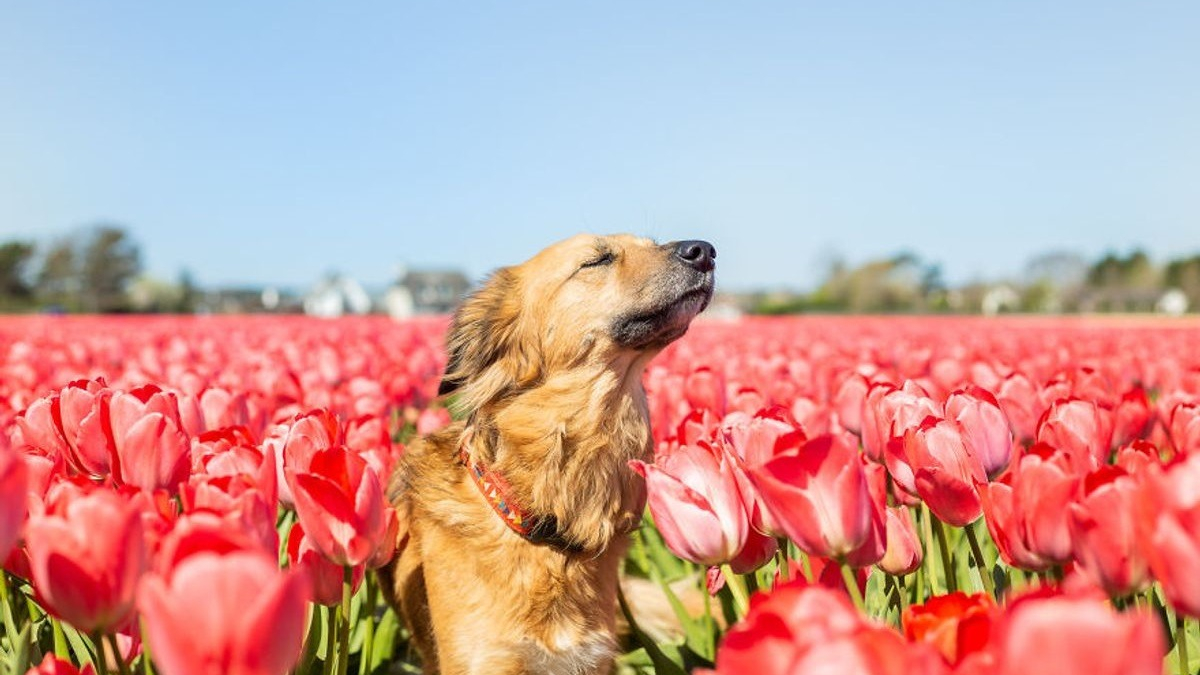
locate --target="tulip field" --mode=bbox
[2,314,1200,675]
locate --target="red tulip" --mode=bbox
[16,379,112,476]
[25,486,147,632]
[1167,401,1200,456]
[990,589,1164,675]
[1136,453,1200,617]
[26,654,97,675]
[685,366,726,415]
[903,417,986,527]
[996,373,1039,442]
[287,521,364,606]
[748,434,879,563]
[631,440,751,567]
[868,382,941,498]
[832,373,870,435]
[154,512,269,576]
[267,408,341,506]
[945,387,1013,479]
[710,583,948,675]
[1036,398,1113,471]
[139,551,310,675]
[903,592,997,667]
[1068,466,1149,597]
[106,385,192,492]
[878,506,923,576]
[285,445,394,567]
[1111,387,1153,448]
[978,445,1079,571]
[0,440,27,562]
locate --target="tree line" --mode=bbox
[1,225,150,313]
[751,249,1200,315]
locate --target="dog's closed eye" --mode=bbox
[579,250,616,269]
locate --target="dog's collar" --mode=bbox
[458,430,585,554]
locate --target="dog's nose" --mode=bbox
[675,240,716,272]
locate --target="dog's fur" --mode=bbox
[381,233,714,674]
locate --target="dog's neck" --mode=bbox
[466,354,655,552]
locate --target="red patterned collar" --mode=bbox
[458,431,583,553]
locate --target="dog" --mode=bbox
[381,233,715,674]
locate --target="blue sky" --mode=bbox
[1,2,1197,291]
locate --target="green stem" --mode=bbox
[896,574,909,617]
[338,567,352,675]
[107,633,132,675]
[965,521,995,598]
[838,563,866,613]
[720,565,750,617]
[140,618,155,675]
[774,544,790,582]
[91,632,111,675]
[930,516,958,593]
[1177,614,1189,675]
[323,604,338,675]
[920,504,940,595]
[359,575,378,675]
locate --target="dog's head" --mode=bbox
[439,233,715,411]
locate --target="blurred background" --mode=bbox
[1,1,1197,316]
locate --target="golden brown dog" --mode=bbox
[381,233,715,674]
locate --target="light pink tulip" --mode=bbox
[631,440,751,567]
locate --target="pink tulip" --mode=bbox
[1136,453,1200,617]
[1068,466,1149,598]
[879,506,923,576]
[904,417,987,527]
[747,434,879,563]
[25,486,147,632]
[416,407,451,435]
[631,440,751,567]
[945,387,1013,479]
[0,440,27,562]
[285,445,393,567]
[991,589,1164,675]
[139,551,310,675]
[978,444,1079,571]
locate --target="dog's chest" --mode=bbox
[518,632,615,675]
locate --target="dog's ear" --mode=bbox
[438,268,539,412]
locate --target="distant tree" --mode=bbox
[77,225,142,313]
[0,241,35,302]
[176,268,198,313]
[35,239,79,310]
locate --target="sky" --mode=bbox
[1,1,1197,292]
